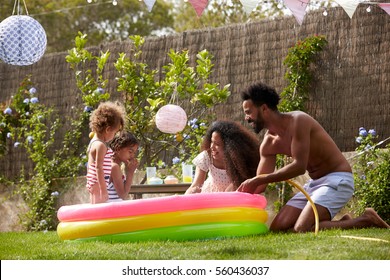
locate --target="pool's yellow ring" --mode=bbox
[57,207,268,240]
[73,221,269,243]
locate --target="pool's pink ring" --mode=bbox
[57,192,267,222]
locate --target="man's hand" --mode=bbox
[237,175,269,194]
[237,177,259,193]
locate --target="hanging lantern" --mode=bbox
[0,15,47,66]
[155,104,188,134]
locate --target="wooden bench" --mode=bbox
[129,183,191,199]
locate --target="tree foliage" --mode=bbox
[0,0,336,53]
[279,35,328,112]
[0,0,174,53]
[66,33,231,179]
[173,0,283,32]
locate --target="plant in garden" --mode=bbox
[351,127,390,223]
[67,34,231,178]
[65,32,114,169]
[0,33,116,231]
[1,109,12,156]
[1,77,86,231]
[0,77,60,230]
[115,36,230,174]
[279,34,328,112]
[66,32,111,110]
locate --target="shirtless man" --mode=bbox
[237,82,389,232]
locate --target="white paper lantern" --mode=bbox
[0,15,47,66]
[155,104,188,134]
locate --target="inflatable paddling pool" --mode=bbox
[57,192,268,242]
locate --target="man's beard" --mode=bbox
[249,119,264,134]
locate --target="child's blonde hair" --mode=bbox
[89,101,126,134]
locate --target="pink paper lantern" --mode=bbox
[156,104,187,134]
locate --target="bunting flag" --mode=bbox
[334,0,360,18]
[189,0,209,17]
[143,0,156,12]
[378,3,390,16]
[138,0,390,24]
[283,0,310,25]
[240,0,259,14]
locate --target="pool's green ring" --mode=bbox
[71,221,269,243]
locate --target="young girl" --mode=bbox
[107,131,139,202]
[86,101,126,204]
[185,120,260,194]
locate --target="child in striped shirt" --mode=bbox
[86,101,126,204]
[107,131,139,202]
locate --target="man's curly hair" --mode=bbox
[241,82,280,111]
[201,120,260,189]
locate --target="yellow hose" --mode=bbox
[254,175,319,235]
[285,179,319,235]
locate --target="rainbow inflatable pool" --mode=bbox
[57,192,268,242]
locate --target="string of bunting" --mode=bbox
[142,0,390,25]
[27,1,390,25]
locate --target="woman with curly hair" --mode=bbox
[185,120,260,194]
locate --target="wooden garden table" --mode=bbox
[129,183,191,199]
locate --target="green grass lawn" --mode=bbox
[1,228,389,260]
